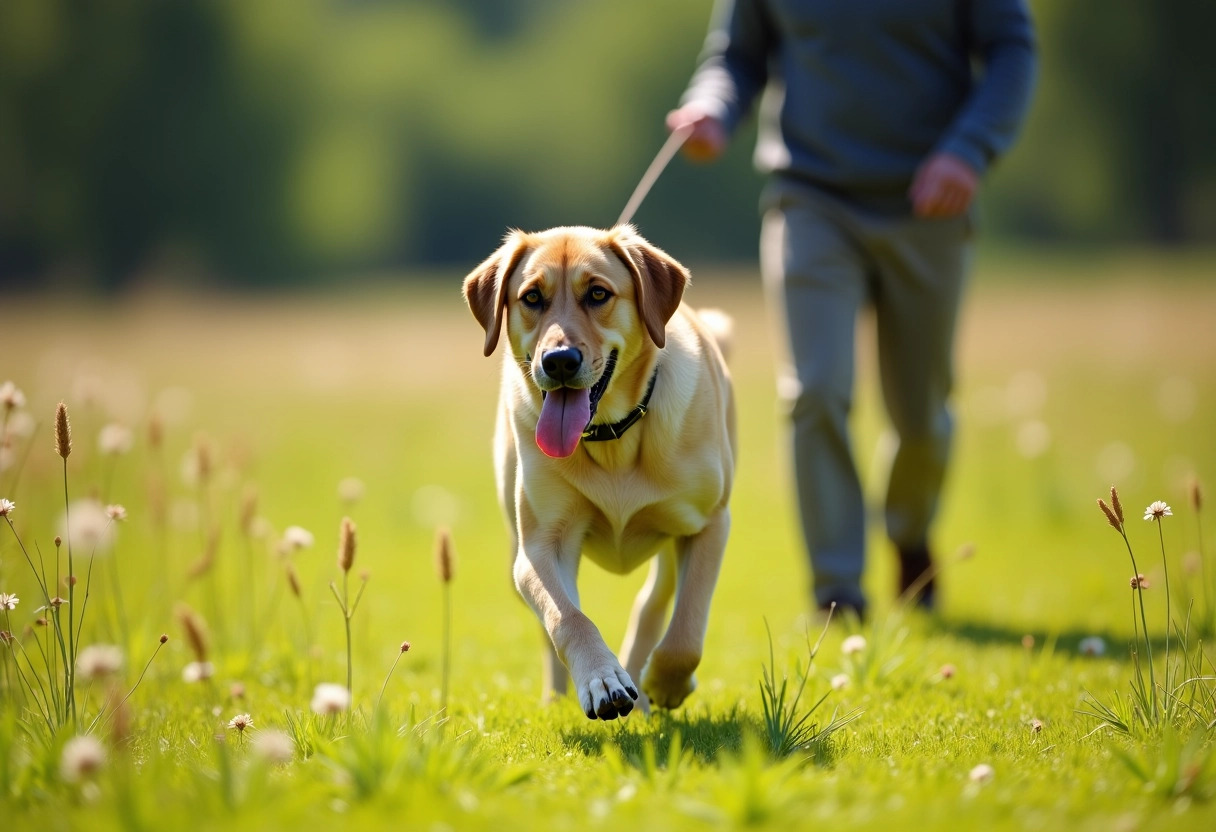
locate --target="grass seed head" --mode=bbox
[147,412,164,450]
[55,402,72,459]
[285,563,302,598]
[337,516,357,573]
[435,527,454,584]
[1130,573,1150,589]
[194,435,212,483]
[187,526,220,579]
[239,487,258,537]
[176,603,210,662]
[1109,486,1124,525]
[1097,498,1121,531]
[110,694,132,747]
[1190,478,1203,512]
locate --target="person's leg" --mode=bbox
[760,193,870,613]
[868,213,971,605]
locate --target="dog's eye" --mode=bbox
[521,289,543,308]
[587,287,611,305]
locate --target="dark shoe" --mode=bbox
[898,545,936,610]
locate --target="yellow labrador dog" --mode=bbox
[463,224,735,720]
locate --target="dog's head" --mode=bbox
[463,225,688,458]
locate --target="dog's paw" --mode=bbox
[573,663,639,720]
[640,649,699,710]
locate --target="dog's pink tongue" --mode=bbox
[536,388,591,458]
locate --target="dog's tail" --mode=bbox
[695,307,734,364]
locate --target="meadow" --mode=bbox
[2,249,1215,831]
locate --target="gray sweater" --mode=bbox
[681,0,1037,204]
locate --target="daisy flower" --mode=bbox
[227,713,254,733]
[969,763,995,784]
[60,736,106,783]
[1143,501,1172,521]
[252,729,295,764]
[0,592,18,611]
[310,683,351,715]
[841,634,867,656]
[76,645,124,680]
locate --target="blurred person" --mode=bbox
[668,0,1036,617]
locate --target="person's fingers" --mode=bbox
[669,110,725,162]
[912,180,943,217]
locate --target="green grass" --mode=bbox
[2,251,1216,830]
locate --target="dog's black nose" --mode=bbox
[541,347,583,382]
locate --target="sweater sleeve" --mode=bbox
[679,0,775,136]
[937,0,1038,176]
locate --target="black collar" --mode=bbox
[582,369,657,442]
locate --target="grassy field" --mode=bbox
[2,249,1215,830]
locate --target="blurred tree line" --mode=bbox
[0,0,1212,290]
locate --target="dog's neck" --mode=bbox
[582,369,656,443]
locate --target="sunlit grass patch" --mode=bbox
[1,264,1216,829]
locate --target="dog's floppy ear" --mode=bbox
[463,230,532,357]
[606,225,689,348]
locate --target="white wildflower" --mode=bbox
[0,592,18,610]
[105,504,128,522]
[182,661,215,683]
[282,525,315,552]
[227,713,253,733]
[0,381,25,411]
[310,683,351,715]
[98,423,134,456]
[5,410,35,438]
[60,735,106,782]
[338,477,366,504]
[60,500,115,554]
[969,763,995,784]
[76,645,124,680]
[830,673,849,691]
[0,498,14,517]
[1143,501,1172,521]
[841,634,867,656]
[252,729,295,764]
[1079,636,1106,657]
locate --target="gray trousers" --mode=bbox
[759,180,971,609]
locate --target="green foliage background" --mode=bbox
[1,0,1213,289]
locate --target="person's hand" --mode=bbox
[908,153,978,218]
[666,105,727,163]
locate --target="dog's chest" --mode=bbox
[573,469,719,574]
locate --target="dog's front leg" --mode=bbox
[641,507,730,709]
[513,545,639,720]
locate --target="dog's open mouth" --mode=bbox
[535,351,617,459]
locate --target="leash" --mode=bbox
[615,123,694,227]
